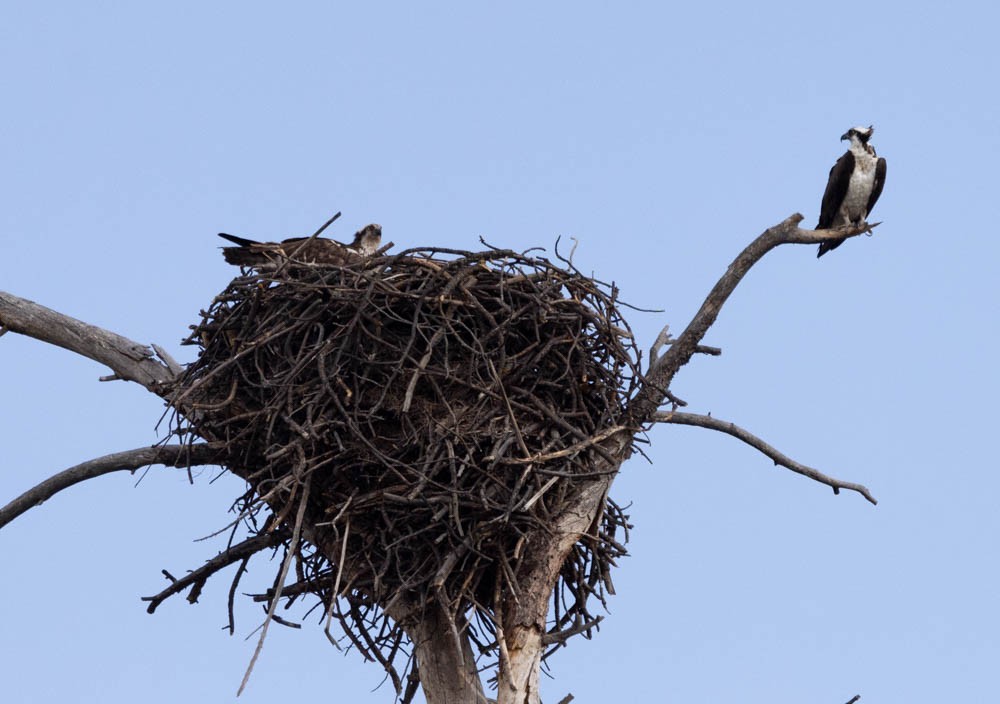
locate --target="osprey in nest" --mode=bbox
[218,224,382,266]
[816,125,887,257]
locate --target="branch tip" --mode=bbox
[656,411,877,505]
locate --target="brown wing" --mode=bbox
[218,233,354,267]
[279,238,354,265]
[817,151,855,229]
[866,157,887,217]
[219,233,270,266]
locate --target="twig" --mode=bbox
[844,697,860,704]
[0,444,223,529]
[509,426,627,465]
[141,531,287,613]
[520,475,560,512]
[268,212,344,278]
[694,344,722,356]
[655,411,877,505]
[270,615,302,629]
[309,210,342,238]
[541,616,603,645]
[228,557,251,635]
[237,476,312,696]
[322,517,351,644]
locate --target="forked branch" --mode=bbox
[141,529,288,614]
[0,290,176,391]
[628,215,879,423]
[655,411,876,505]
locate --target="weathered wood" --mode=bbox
[403,603,488,704]
[0,290,175,391]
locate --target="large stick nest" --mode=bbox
[170,244,641,690]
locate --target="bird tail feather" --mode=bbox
[218,232,258,247]
[816,239,843,258]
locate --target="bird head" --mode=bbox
[841,125,874,145]
[351,224,382,255]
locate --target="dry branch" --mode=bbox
[0,290,176,390]
[141,530,288,613]
[628,215,879,423]
[0,444,223,529]
[655,412,877,504]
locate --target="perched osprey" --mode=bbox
[816,126,887,257]
[218,224,382,267]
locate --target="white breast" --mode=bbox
[838,148,878,224]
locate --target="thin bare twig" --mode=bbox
[655,411,877,505]
[541,616,603,645]
[237,476,312,696]
[322,516,351,644]
[141,531,288,614]
[309,210,343,238]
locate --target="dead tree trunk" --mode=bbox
[405,604,487,703]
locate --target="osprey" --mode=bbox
[218,224,382,267]
[816,125,887,257]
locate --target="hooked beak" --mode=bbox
[840,131,851,141]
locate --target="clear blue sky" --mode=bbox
[2,2,997,702]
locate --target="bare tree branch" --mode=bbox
[0,444,225,529]
[655,411,877,505]
[0,290,176,391]
[628,215,879,423]
[541,616,603,645]
[844,696,861,704]
[141,530,288,614]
